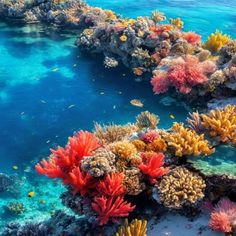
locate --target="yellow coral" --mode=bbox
[170,18,184,29]
[146,138,167,153]
[104,10,117,21]
[157,167,206,208]
[151,11,166,23]
[132,140,146,152]
[201,105,236,144]
[204,31,231,53]
[111,141,137,159]
[120,35,128,42]
[165,123,214,157]
[116,219,147,236]
[136,111,159,130]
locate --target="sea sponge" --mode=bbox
[146,138,167,153]
[204,31,231,53]
[201,105,236,144]
[131,140,146,152]
[94,123,138,144]
[136,111,160,130]
[110,141,137,160]
[165,122,214,157]
[81,148,116,177]
[157,167,206,208]
[116,218,147,236]
[124,168,146,195]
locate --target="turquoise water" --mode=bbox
[0,0,236,232]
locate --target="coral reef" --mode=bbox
[116,219,147,236]
[157,167,206,208]
[136,111,159,130]
[164,122,214,157]
[110,141,137,160]
[5,202,26,215]
[209,198,236,234]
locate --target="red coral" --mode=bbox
[68,166,96,196]
[142,130,159,143]
[209,198,236,233]
[183,32,201,45]
[138,153,168,184]
[97,173,126,196]
[92,196,135,225]
[68,131,100,161]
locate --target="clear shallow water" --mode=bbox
[0,0,236,231]
[87,0,236,39]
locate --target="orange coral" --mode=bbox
[146,138,167,153]
[111,141,137,159]
[132,140,146,152]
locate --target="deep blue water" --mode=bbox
[0,0,236,231]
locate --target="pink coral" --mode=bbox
[183,32,201,45]
[209,198,236,233]
[151,55,216,94]
[141,130,159,143]
[92,196,135,225]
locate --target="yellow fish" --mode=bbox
[12,166,18,170]
[28,191,35,198]
[130,99,144,107]
[170,114,175,119]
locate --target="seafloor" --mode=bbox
[0,0,236,236]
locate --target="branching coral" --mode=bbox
[97,173,126,196]
[116,219,147,236]
[91,196,135,225]
[139,153,168,184]
[81,148,116,177]
[136,111,159,130]
[209,198,236,233]
[110,141,137,160]
[94,123,138,144]
[201,105,236,144]
[165,122,214,157]
[204,31,231,53]
[157,167,206,208]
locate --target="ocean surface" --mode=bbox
[0,0,236,231]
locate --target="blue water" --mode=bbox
[0,0,236,231]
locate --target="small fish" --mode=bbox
[28,191,35,198]
[20,112,25,115]
[100,92,105,95]
[52,68,59,72]
[68,104,76,109]
[118,91,122,95]
[73,64,77,67]
[40,100,47,104]
[113,105,116,109]
[130,99,144,107]
[46,140,51,144]
[12,165,18,170]
[39,199,45,204]
[170,114,175,119]
[122,74,126,76]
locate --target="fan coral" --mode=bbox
[186,111,202,133]
[209,198,236,233]
[146,138,167,153]
[157,167,206,208]
[183,32,201,45]
[111,141,137,160]
[151,55,216,94]
[123,168,146,195]
[97,173,126,196]
[116,219,147,236]
[165,122,214,157]
[139,153,168,184]
[136,111,159,130]
[81,148,116,177]
[91,196,135,225]
[131,140,146,152]
[35,131,100,176]
[204,31,231,53]
[201,105,236,144]
[94,123,138,144]
[141,130,159,143]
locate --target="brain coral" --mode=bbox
[157,167,206,208]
